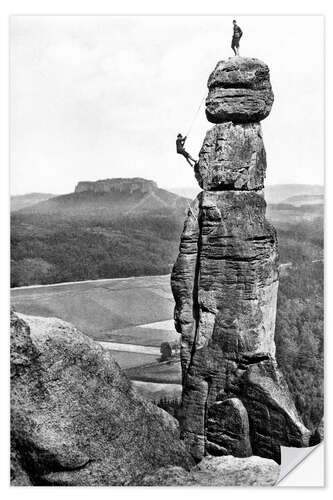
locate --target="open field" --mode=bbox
[132,380,182,402]
[11,275,175,340]
[97,323,178,347]
[11,276,180,386]
[100,342,161,355]
[109,351,159,369]
[100,341,161,369]
[125,359,182,384]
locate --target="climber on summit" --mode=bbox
[176,134,196,167]
[231,19,243,56]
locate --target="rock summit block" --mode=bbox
[206,57,274,124]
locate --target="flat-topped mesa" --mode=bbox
[75,178,157,195]
[206,57,274,124]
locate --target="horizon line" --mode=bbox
[10,180,325,197]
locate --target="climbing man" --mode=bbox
[231,19,243,56]
[176,134,196,167]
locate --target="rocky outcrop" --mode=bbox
[136,455,280,486]
[206,57,274,124]
[10,311,193,486]
[194,122,266,191]
[206,398,252,457]
[171,57,310,464]
[75,177,157,195]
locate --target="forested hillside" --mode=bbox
[11,213,185,286]
[11,199,323,288]
[274,215,324,431]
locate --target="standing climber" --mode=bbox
[176,134,196,167]
[231,19,243,56]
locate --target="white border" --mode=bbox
[1,1,331,499]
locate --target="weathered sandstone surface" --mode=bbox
[136,455,280,486]
[195,122,266,191]
[171,57,311,464]
[172,191,279,369]
[10,311,193,486]
[206,57,274,124]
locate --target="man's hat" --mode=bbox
[177,133,182,137]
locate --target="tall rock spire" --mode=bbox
[171,57,310,463]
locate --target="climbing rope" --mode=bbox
[187,200,198,221]
[185,94,206,138]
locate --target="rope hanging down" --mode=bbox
[185,94,206,138]
[186,200,198,221]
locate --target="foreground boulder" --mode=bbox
[136,455,279,486]
[10,311,194,486]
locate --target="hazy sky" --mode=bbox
[11,15,324,195]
